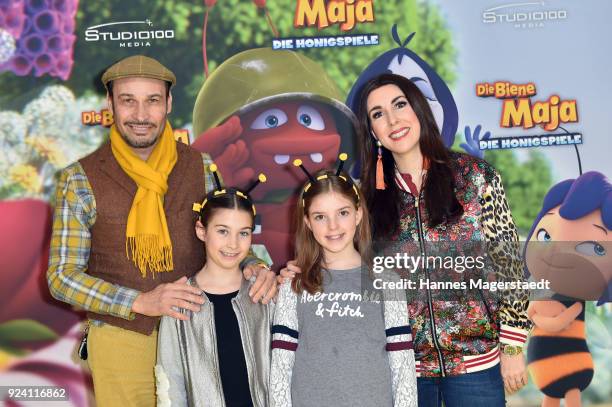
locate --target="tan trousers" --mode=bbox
[88,323,158,407]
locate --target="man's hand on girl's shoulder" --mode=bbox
[244,263,277,304]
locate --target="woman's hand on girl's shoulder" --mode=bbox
[278,260,302,284]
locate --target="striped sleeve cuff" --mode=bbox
[385,325,413,351]
[499,324,528,346]
[464,346,500,373]
[109,286,140,320]
[415,360,422,377]
[271,325,299,351]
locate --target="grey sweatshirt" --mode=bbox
[270,266,418,407]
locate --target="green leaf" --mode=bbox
[0,320,58,343]
[0,341,28,357]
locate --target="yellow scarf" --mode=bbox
[110,121,177,277]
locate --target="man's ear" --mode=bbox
[166,91,173,114]
[195,219,206,242]
[106,92,113,114]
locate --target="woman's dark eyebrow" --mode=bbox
[368,105,381,115]
[368,95,406,115]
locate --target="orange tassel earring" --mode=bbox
[375,140,386,190]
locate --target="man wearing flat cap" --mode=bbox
[47,55,276,406]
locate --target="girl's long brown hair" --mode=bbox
[292,170,372,294]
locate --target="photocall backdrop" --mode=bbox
[0,0,610,405]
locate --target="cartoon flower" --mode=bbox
[0,111,27,148]
[26,136,66,167]
[0,85,106,200]
[0,28,16,64]
[9,164,41,193]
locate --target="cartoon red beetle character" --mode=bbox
[192,48,358,269]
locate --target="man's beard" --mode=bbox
[121,120,165,148]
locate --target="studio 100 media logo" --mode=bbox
[84,19,175,48]
[482,2,568,29]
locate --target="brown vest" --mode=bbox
[80,141,205,335]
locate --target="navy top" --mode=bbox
[206,291,254,407]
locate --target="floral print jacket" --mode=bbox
[390,152,531,377]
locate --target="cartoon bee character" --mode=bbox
[524,171,612,407]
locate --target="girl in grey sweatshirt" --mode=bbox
[270,167,417,407]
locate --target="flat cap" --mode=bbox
[101,55,176,89]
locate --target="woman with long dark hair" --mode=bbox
[354,73,531,407]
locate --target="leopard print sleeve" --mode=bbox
[481,169,532,345]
